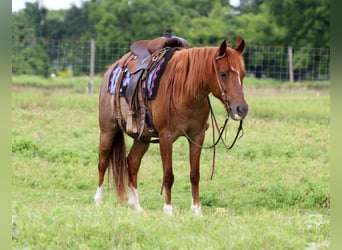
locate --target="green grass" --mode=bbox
[12,74,330,91]
[12,77,329,249]
[12,74,103,93]
[244,77,330,89]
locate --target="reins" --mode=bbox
[175,96,243,151]
[207,96,244,151]
[207,97,244,180]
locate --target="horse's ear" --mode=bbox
[235,36,245,53]
[218,40,227,57]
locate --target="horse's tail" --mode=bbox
[110,129,127,203]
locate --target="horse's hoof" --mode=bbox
[128,202,144,213]
[191,202,203,217]
[192,207,203,217]
[163,204,173,216]
[136,206,144,213]
[128,186,144,213]
[94,196,102,205]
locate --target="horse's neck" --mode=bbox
[172,47,216,101]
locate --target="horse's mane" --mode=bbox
[166,46,245,100]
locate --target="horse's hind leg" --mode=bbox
[94,131,116,204]
[127,139,150,212]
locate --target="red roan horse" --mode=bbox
[94,38,248,216]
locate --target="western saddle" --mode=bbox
[114,35,190,141]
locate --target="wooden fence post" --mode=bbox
[89,38,95,94]
[288,46,294,83]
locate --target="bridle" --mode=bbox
[210,52,244,148]
[214,52,230,112]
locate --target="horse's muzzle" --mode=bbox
[229,103,248,121]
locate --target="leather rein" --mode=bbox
[173,95,244,180]
[178,96,244,151]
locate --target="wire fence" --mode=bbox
[12,38,330,82]
[244,45,330,81]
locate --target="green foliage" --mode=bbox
[63,4,93,39]
[12,138,40,157]
[12,0,330,46]
[90,0,180,42]
[185,2,235,45]
[264,0,330,47]
[12,39,51,77]
[12,5,51,76]
[235,0,329,47]
[12,0,329,77]
[12,1,93,76]
[235,4,287,45]
[12,80,329,249]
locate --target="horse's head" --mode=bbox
[211,38,249,121]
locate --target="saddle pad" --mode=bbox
[107,65,130,95]
[108,47,179,99]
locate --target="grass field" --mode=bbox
[12,76,330,249]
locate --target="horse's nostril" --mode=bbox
[237,105,248,116]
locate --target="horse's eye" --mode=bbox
[220,72,228,78]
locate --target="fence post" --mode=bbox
[288,46,294,83]
[89,38,95,94]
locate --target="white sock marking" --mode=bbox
[163,204,173,216]
[94,185,103,205]
[191,199,203,217]
[128,186,143,213]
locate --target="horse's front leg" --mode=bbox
[188,132,205,216]
[127,139,150,212]
[159,133,174,215]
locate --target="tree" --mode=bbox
[263,0,329,47]
[89,0,238,45]
[63,3,93,40]
[234,3,286,45]
[89,0,181,42]
[12,2,51,76]
[184,2,236,45]
[234,0,329,47]
[238,0,264,14]
[12,0,330,78]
